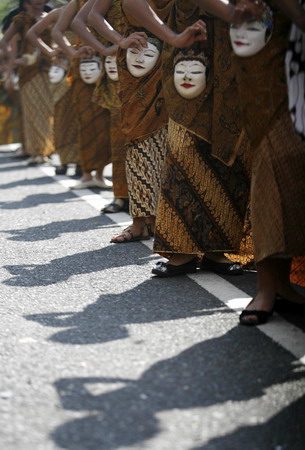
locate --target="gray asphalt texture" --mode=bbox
[1,148,305,450]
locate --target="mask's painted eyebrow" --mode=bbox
[246,19,265,28]
[189,62,204,68]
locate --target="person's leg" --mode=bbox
[239,258,277,325]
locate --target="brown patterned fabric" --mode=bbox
[251,111,305,263]
[117,0,169,144]
[71,73,111,173]
[54,88,79,165]
[13,12,51,88]
[153,119,253,263]
[234,1,305,285]
[19,72,54,156]
[126,126,167,218]
[234,2,291,149]
[91,0,125,110]
[162,3,244,165]
[68,0,111,173]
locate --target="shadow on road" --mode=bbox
[0,192,77,210]
[25,277,227,344]
[51,327,305,449]
[2,217,108,242]
[0,175,55,190]
[3,240,155,287]
[199,394,305,449]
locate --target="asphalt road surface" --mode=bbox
[1,145,305,450]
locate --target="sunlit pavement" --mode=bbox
[1,144,305,450]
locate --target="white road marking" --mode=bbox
[40,166,305,365]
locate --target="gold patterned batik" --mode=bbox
[153,119,253,264]
[53,87,79,165]
[20,72,54,156]
[126,126,167,217]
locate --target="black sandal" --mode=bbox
[101,198,129,214]
[55,164,68,175]
[239,299,274,326]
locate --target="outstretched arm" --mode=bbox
[88,0,148,49]
[0,22,18,56]
[123,0,207,47]
[51,0,82,57]
[71,0,117,56]
[26,8,64,57]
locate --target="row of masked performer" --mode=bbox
[1,0,305,326]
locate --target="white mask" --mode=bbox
[126,42,160,78]
[105,55,119,81]
[230,19,272,58]
[48,65,65,84]
[174,59,207,99]
[79,61,102,84]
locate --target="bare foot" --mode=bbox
[111,225,149,243]
[168,254,195,266]
[245,293,276,312]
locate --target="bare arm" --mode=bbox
[51,0,81,57]
[0,22,18,55]
[183,0,264,24]
[123,0,265,47]
[71,0,117,56]
[26,8,64,57]
[88,0,147,49]
[3,34,19,91]
[123,0,207,47]
[273,0,305,32]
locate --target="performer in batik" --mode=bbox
[26,7,80,175]
[124,0,260,274]
[51,0,112,189]
[0,50,21,146]
[228,0,305,325]
[89,0,169,242]
[72,0,129,211]
[0,0,55,165]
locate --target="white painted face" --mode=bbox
[105,55,118,81]
[174,59,207,99]
[79,61,102,84]
[126,42,160,78]
[48,65,65,84]
[230,19,271,57]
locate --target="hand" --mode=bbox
[169,20,207,48]
[50,47,65,58]
[74,46,94,58]
[104,44,118,57]
[4,76,15,91]
[118,32,148,49]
